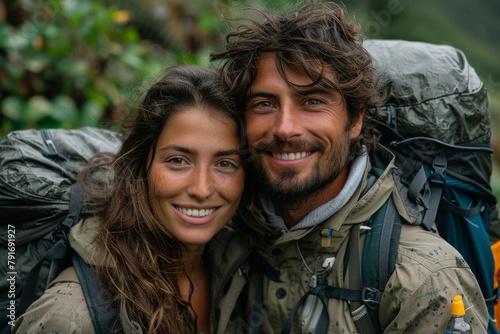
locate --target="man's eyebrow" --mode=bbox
[246,91,276,99]
[293,87,332,96]
[246,88,332,99]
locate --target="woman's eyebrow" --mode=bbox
[215,149,241,157]
[159,145,240,157]
[159,145,191,153]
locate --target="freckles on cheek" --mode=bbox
[148,168,168,197]
[150,178,172,198]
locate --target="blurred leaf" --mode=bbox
[61,0,81,16]
[25,57,49,73]
[23,95,52,122]
[43,24,60,40]
[119,50,143,68]
[80,100,105,127]
[0,24,9,49]
[95,77,121,103]
[5,57,26,81]
[86,86,110,108]
[57,58,89,77]
[2,96,25,121]
[8,31,31,51]
[51,96,78,122]
[122,27,140,43]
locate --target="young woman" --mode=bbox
[13,65,246,333]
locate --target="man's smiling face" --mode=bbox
[245,52,363,203]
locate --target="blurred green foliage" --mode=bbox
[0,0,204,133]
[0,0,499,135]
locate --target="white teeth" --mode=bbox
[272,152,310,160]
[176,207,215,217]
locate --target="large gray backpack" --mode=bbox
[361,39,499,334]
[0,127,121,333]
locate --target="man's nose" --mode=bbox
[273,103,301,141]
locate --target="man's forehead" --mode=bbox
[253,52,337,91]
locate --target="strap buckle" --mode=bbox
[361,287,382,304]
[429,155,447,186]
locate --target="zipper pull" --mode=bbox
[309,273,317,289]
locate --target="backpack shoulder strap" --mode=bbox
[347,224,377,334]
[16,182,83,316]
[356,195,403,332]
[73,255,120,334]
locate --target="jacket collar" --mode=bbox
[240,145,412,240]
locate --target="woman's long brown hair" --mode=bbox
[78,65,244,333]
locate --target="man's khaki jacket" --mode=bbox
[232,147,489,333]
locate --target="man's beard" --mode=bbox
[251,135,351,204]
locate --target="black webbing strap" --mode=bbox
[348,225,377,334]
[47,183,84,283]
[362,196,403,332]
[407,165,428,203]
[279,283,386,334]
[378,197,402,292]
[16,236,71,315]
[441,196,484,216]
[421,155,447,231]
[280,286,329,334]
[407,155,447,231]
[17,183,83,315]
[322,285,383,303]
[73,255,120,334]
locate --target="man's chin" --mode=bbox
[262,169,340,203]
[264,178,312,202]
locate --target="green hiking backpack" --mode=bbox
[0,127,122,333]
[278,39,499,334]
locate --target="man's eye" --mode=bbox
[249,100,273,109]
[305,99,322,105]
[258,101,272,107]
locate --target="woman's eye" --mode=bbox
[167,157,187,165]
[217,160,238,169]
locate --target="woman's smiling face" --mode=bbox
[148,107,244,253]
